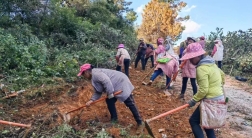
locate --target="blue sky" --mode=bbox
[129,0,252,45]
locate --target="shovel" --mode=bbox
[63,90,122,122]
[0,120,31,128]
[145,104,189,137]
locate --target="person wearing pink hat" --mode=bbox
[77,64,144,134]
[178,37,197,99]
[180,43,226,138]
[115,44,131,77]
[154,37,166,62]
[198,36,206,50]
[146,53,179,93]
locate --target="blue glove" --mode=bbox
[188,99,197,107]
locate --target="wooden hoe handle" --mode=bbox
[0,120,31,128]
[66,90,122,114]
[146,104,189,123]
[172,60,187,81]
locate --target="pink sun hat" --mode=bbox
[158,37,164,43]
[117,44,124,49]
[180,43,206,60]
[77,63,91,76]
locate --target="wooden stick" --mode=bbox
[0,120,31,128]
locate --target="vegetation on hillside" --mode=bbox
[0,0,252,137]
[205,27,252,83]
[0,0,138,91]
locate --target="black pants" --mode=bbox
[144,55,154,68]
[116,59,130,77]
[105,95,142,125]
[217,61,222,69]
[189,106,216,138]
[135,54,145,70]
[181,77,197,95]
[179,54,182,64]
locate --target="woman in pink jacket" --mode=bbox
[178,37,197,99]
[147,37,179,93]
[154,37,166,62]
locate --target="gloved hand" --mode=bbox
[86,100,93,106]
[108,93,114,99]
[188,99,197,107]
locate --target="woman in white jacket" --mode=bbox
[211,39,224,69]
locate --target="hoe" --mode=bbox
[145,104,189,137]
[62,90,122,122]
[0,120,31,128]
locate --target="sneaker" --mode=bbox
[147,80,153,85]
[136,123,145,135]
[178,94,184,99]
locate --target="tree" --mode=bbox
[137,0,189,43]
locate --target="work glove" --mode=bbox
[86,100,93,106]
[188,99,197,107]
[108,93,114,99]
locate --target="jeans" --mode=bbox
[217,61,222,69]
[116,59,130,77]
[105,95,142,125]
[150,68,171,89]
[189,106,216,138]
[181,77,197,95]
[144,55,154,68]
[135,54,145,70]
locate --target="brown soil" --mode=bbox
[0,63,252,138]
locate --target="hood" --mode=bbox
[165,43,171,51]
[197,56,215,67]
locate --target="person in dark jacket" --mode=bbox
[144,43,154,68]
[135,38,147,70]
[179,39,188,64]
[77,64,144,134]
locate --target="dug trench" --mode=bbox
[0,63,252,138]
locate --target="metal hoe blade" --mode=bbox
[145,120,155,138]
[63,113,71,123]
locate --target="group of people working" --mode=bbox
[76,36,226,138]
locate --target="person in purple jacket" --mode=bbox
[77,64,144,134]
